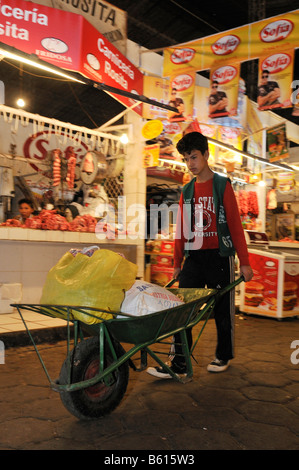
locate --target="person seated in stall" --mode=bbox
[15,198,35,224]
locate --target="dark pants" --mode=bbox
[172,249,235,371]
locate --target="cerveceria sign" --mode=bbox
[0,0,143,113]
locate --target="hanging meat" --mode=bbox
[65,147,77,189]
[238,190,248,217]
[52,149,61,187]
[247,191,259,218]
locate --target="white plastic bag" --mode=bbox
[119,280,184,317]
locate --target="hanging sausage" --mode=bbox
[52,149,61,187]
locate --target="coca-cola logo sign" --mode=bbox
[171,74,194,91]
[212,65,237,85]
[23,131,88,176]
[260,19,294,43]
[262,53,291,74]
[211,35,240,55]
[170,48,195,65]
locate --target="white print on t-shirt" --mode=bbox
[193,197,217,238]
[196,196,215,214]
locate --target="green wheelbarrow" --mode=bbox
[13,276,243,420]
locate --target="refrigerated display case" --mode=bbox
[240,231,299,319]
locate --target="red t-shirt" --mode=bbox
[174,178,249,268]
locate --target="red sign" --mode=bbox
[170,48,196,65]
[261,52,292,73]
[80,18,143,113]
[260,19,294,42]
[0,0,82,70]
[211,35,241,55]
[0,0,143,114]
[171,73,194,91]
[211,65,238,84]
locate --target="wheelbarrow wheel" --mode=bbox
[58,336,129,420]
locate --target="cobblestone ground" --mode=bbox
[0,315,298,450]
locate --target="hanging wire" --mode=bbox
[168,0,220,32]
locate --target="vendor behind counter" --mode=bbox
[15,198,35,224]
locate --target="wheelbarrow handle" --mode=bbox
[164,278,178,288]
[165,275,245,290]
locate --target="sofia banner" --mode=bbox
[208,61,240,119]
[162,9,298,113]
[257,49,294,111]
[167,69,195,123]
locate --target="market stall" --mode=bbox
[0,1,298,322]
[0,105,145,310]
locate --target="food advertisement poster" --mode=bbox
[142,76,169,120]
[284,260,299,314]
[241,251,299,318]
[143,144,160,168]
[266,123,289,161]
[244,252,279,315]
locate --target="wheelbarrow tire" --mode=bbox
[59,336,129,420]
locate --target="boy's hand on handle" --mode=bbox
[173,267,181,280]
[240,265,253,282]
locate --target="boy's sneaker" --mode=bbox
[207,358,230,373]
[146,363,187,379]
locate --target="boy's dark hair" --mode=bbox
[176,131,209,155]
[18,198,34,208]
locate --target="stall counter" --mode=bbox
[0,227,141,310]
[269,241,299,256]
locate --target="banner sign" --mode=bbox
[163,42,202,78]
[0,0,82,70]
[257,49,294,111]
[250,12,298,58]
[209,61,240,118]
[32,0,128,54]
[168,69,195,122]
[0,0,143,113]
[142,76,169,120]
[80,19,143,113]
[163,10,298,77]
[162,10,299,115]
[202,25,250,71]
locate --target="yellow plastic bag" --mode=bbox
[40,249,137,324]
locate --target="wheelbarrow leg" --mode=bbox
[178,329,193,380]
[127,348,148,372]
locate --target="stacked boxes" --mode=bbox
[146,240,179,287]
